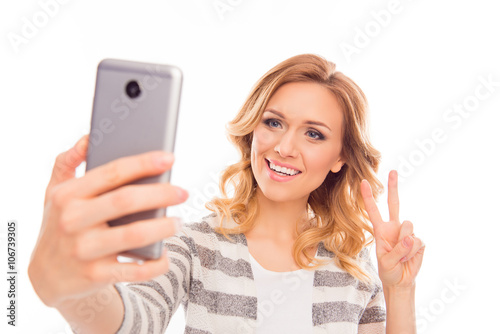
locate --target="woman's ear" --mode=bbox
[330,158,344,173]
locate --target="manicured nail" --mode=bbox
[176,187,189,200]
[403,236,412,248]
[155,152,173,168]
[75,135,88,152]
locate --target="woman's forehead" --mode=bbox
[264,82,344,127]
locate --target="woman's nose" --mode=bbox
[274,131,298,158]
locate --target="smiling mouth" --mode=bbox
[265,158,302,176]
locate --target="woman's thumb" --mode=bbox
[384,235,414,269]
[47,134,89,189]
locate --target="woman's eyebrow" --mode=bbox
[264,109,332,132]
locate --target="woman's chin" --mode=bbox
[257,186,307,204]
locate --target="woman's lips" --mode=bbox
[265,158,301,182]
[266,158,301,172]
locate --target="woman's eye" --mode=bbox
[307,130,324,140]
[264,119,281,128]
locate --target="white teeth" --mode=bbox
[268,160,300,176]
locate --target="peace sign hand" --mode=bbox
[360,170,425,289]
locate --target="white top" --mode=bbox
[248,252,316,334]
[112,214,387,334]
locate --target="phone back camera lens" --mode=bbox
[125,80,141,98]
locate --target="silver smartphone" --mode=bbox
[85,59,182,261]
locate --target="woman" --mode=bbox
[29,54,425,333]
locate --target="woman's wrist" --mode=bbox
[383,283,416,334]
[383,282,416,295]
[383,283,416,307]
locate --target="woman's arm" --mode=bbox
[49,229,192,334]
[384,284,416,334]
[111,233,193,334]
[28,135,188,334]
[55,285,125,334]
[360,172,425,333]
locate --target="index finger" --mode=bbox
[388,170,400,222]
[64,150,175,199]
[360,179,384,230]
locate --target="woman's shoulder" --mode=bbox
[173,213,247,248]
[181,212,220,234]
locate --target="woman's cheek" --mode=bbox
[304,147,334,175]
[253,127,275,152]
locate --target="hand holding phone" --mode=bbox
[86,59,183,260]
[28,135,188,309]
[28,59,188,311]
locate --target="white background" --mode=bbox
[1,0,499,333]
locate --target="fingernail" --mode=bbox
[155,152,173,169]
[403,236,412,248]
[75,135,88,152]
[176,187,189,200]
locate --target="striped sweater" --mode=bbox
[114,213,386,333]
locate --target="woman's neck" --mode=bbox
[249,187,310,242]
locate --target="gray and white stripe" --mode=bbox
[113,214,386,334]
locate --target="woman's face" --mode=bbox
[251,81,345,203]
